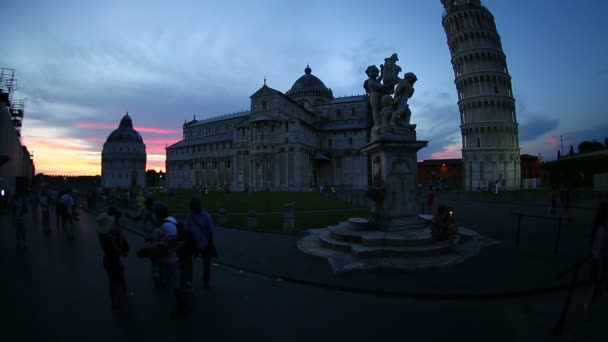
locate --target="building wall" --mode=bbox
[101,141,146,188]
[166,87,370,191]
[0,95,34,194]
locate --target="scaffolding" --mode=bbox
[0,68,18,102]
[11,99,26,136]
[0,68,25,136]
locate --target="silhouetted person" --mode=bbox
[126,197,160,287]
[427,186,435,214]
[40,189,50,233]
[97,208,129,314]
[584,202,608,321]
[186,196,216,289]
[11,193,28,249]
[154,203,182,318]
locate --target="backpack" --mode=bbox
[172,218,197,259]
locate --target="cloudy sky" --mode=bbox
[2,0,606,175]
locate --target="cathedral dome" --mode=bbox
[105,113,143,144]
[286,65,333,100]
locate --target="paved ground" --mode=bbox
[1,194,607,341]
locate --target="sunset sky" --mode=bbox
[2,0,606,176]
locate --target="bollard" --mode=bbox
[515,214,522,246]
[283,202,295,232]
[217,208,228,226]
[247,210,257,229]
[553,216,562,254]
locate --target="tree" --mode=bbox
[568,145,574,156]
[605,137,608,148]
[578,140,604,154]
[146,169,158,187]
[557,150,561,159]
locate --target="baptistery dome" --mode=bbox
[105,113,143,143]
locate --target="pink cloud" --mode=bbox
[545,136,558,145]
[136,126,179,134]
[430,143,462,159]
[76,122,116,129]
[76,122,179,134]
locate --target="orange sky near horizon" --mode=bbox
[22,121,180,176]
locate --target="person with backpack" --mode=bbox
[153,202,183,318]
[97,207,130,314]
[127,197,161,287]
[11,193,28,249]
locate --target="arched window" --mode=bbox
[337,108,342,118]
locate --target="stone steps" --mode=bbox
[329,223,436,247]
[320,230,458,258]
[298,221,483,273]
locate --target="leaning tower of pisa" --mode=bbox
[441,0,520,191]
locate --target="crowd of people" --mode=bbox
[98,195,216,319]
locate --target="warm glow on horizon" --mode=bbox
[430,143,462,159]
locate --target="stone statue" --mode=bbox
[364,54,418,139]
[379,95,395,127]
[391,72,417,127]
[380,53,402,88]
[364,65,393,127]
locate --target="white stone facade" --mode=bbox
[166,67,371,191]
[101,114,147,188]
[441,0,521,190]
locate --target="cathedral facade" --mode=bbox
[166,66,371,191]
[101,113,147,188]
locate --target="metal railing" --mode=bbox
[511,211,571,253]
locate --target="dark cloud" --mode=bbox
[518,115,559,142]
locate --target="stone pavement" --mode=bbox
[116,192,600,298]
[1,197,607,341]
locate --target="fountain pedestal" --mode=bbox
[361,134,428,231]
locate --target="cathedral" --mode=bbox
[166,66,371,191]
[101,113,147,188]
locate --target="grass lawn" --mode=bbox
[151,189,358,214]
[218,208,370,233]
[148,190,370,233]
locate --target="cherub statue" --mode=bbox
[391,72,418,127]
[364,65,393,127]
[379,94,395,127]
[380,53,402,88]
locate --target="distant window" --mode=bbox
[352,107,356,116]
[285,122,289,132]
[226,161,231,168]
[477,137,481,147]
[337,109,342,118]
[349,137,353,145]
[262,101,267,110]
[285,137,289,143]
[335,158,342,168]
[328,139,332,147]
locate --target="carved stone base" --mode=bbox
[361,138,428,224]
[371,124,417,142]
